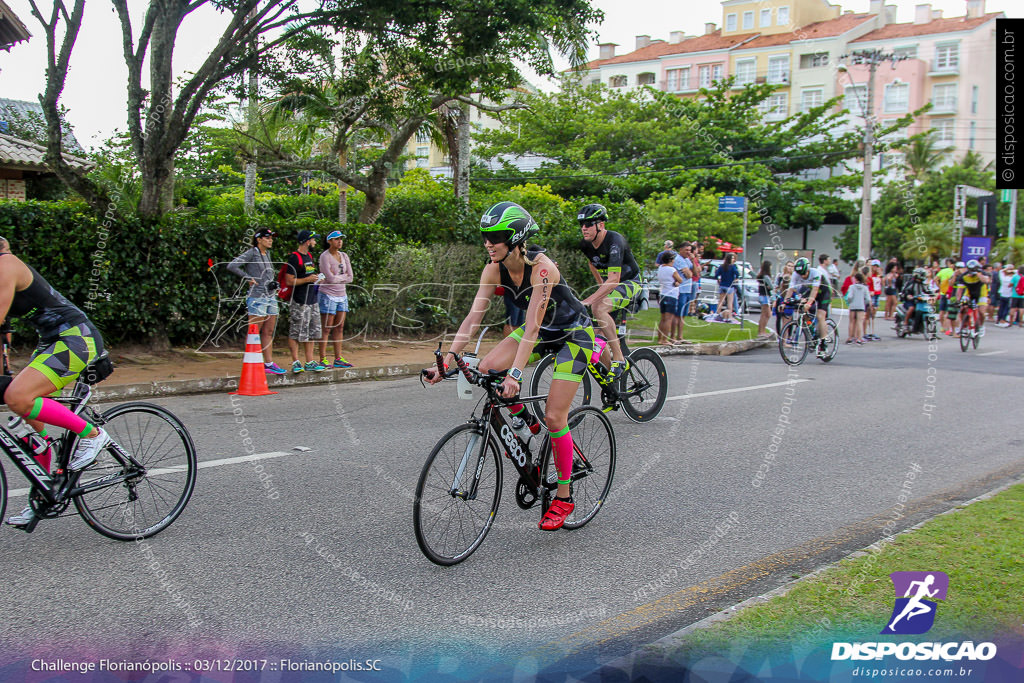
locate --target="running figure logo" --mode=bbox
[881,571,949,635]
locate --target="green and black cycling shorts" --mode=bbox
[29,321,104,390]
[605,279,643,312]
[508,317,596,383]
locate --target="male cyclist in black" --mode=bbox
[577,204,642,379]
[784,257,832,350]
[953,259,990,337]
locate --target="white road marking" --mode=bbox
[666,379,811,402]
[5,450,299,500]
[977,350,1007,357]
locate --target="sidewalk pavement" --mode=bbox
[9,335,770,402]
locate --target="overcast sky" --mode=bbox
[1,0,1015,149]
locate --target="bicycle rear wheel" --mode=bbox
[820,319,839,363]
[0,464,7,524]
[74,402,197,540]
[778,321,808,365]
[619,348,668,423]
[413,423,502,566]
[541,406,615,530]
[528,353,592,422]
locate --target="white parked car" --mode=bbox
[698,259,762,314]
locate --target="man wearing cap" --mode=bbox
[227,228,284,374]
[318,230,354,368]
[286,230,325,373]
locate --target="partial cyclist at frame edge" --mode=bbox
[0,236,111,529]
[784,257,832,350]
[577,203,643,380]
[423,201,598,531]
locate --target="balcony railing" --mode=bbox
[660,79,695,92]
[930,96,958,114]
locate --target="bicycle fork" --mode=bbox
[450,427,487,501]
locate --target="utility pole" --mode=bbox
[841,49,905,262]
[1010,189,1018,242]
[243,5,258,216]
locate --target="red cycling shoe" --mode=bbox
[539,498,574,531]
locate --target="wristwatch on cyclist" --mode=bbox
[508,367,523,384]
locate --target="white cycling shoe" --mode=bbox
[69,428,111,471]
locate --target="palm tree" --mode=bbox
[900,221,955,262]
[903,136,949,182]
[958,150,994,173]
[993,237,1024,265]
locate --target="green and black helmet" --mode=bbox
[577,203,608,224]
[913,267,927,281]
[480,201,538,247]
[794,257,811,276]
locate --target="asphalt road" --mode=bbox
[1,324,1021,680]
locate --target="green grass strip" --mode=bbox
[665,482,1024,660]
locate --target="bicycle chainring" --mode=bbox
[515,476,539,510]
[30,489,69,519]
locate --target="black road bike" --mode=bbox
[413,346,616,565]
[0,355,197,539]
[529,303,668,424]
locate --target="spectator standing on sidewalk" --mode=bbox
[883,261,900,320]
[227,228,285,375]
[656,252,682,344]
[1010,266,1024,328]
[756,261,773,338]
[656,240,675,267]
[286,230,325,373]
[987,262,1002,322]
[689,244,704,315]
[673,242,695,340]
[318,230,354,369]
[845,272,870,345]
[996,263,1015,326]
[716,253,739,323]
[861,265,879,340]
[936,258,956,335]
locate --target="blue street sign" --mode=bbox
[718,196,746,212]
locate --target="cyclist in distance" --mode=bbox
[784,257,832,349]
[577,204,642,379]
[0,237,110,527]
[423,202,597,531]
[953,259,990,336]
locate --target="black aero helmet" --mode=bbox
[577,203,608,224]
[480,201,539,247]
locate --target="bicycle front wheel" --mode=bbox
[820,319,839,363]
[542,406,615,530]
[0,463,7,525]
[779,321,808,365]
[74,402,197,540]
[619,348,668,423]
[413,424,502,566]
[528,353,592,422]
[959,324,971,352]
[925,317,938,341]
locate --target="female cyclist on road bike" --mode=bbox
[0,237,110,528]
[423,202,597,531]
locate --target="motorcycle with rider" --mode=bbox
[894,267,939,340]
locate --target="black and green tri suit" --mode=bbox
[2,256,104,389]
[579,230,642,311]
[501,246,595,383]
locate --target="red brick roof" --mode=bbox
[851,12,1001,43]
[740,13,874,49]
[569,30,757,72]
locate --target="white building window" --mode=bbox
[969,121,976,149]
[638,72,656,86]
[712,64,723,83]
[760,93,788,120]
[799,52,829,69]
[760,9,772,27]
[971,85,978,114]
[801,88,823,111]
[416,131,430,143]
[416,146,430,168]
[932,119,955,145]
[844,85,868,116]
[777,6,790,25]
[699,65,711,88]
[883,82,909,113]
[932,83,957,112]
[742,11,754,30]
[666,67,690,91]
[893,46,917,60]
[935,43,959,71]
[610,75,627,88]
[725,13,737,31]
[736,59,756,86]
[767,55,789,84]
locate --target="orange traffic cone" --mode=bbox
[230,324,277,396]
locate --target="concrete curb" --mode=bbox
[89,341,771,402]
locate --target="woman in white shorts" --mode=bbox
[318,230,354,368]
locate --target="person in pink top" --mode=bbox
[318,230,354,368]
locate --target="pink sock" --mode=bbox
[26,397,94,437]
[550,427,574,486]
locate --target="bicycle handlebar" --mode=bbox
[422,343,508,389]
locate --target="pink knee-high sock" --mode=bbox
[550,427,573,486]
[26,397,94,437]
